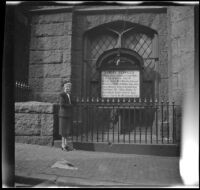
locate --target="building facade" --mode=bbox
[12,5,197,147]
[13,5,195,105]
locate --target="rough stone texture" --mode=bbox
[40,114,54,136]
[29,64,62,78]
[30,36,71,50]
[34,92,60,104]
[15,101,54,113]
[15,113,41,135]
[84,13,165,32]
[158,63,168,79]
[167,6,195,143]
[60,62,71,78]
[169,6,194,23]
[159,78,169,101]
[180,64,195,90]
[29,12,73,103]
[168,6,195,103]
[158,35,168,51]
[63,50,72,63]
[31,12,72,24]
[171,73,181,90]
[29,78,62,92]
[15,102,56,145]
[30,50,63,64]
[31,22,71,37]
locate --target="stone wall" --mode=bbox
[168,6,195,105]
[167,6,195,142]
[29,12,73,103]
[28,7,169,102]
[15,101,59,145]
[27,6,195,106]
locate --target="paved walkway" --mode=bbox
[15,143,183,187]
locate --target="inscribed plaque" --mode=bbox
[101,70,140,98]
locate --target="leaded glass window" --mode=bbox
[84,22,157,97]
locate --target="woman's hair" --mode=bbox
[62,79,72,87]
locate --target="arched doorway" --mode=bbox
[95,48,155,134]
[82,20,158,100]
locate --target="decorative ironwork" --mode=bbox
[15,81,31,102]
[71,98,179,145]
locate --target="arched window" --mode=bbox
[83,21,158,98]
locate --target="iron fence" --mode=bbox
[70,97,179,145]
[15,81,31,102]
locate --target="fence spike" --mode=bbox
[134,98,136,103]
[97,97,99,102]
[150,97,152,103]
[117,98,120,103]
[123,98,125,103]
[112,98,115,103]
[144,98,147,103]
[87,97,89,102]
[102,98,104,103]
[128,98,131,103]
[81,97,84,102]
[139,98,141,103]
[107,98,109,103]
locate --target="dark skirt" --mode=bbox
[59,116,72,137]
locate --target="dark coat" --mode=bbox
[58,92,73,137]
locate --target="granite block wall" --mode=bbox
[168,6,195,111]
[15,101,58,145]
[167,6,195,142]
[28,8,169,102]
[168,6,195,106]
[29,12,73,103]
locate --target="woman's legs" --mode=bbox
[64,137,68,147]
[61,136,65,148]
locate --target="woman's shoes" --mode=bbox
[61,145,74,151]
[61,146,68,151]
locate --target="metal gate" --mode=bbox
[71,98,179,145]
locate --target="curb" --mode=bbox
[15,173,182,187]
[53,140,180,157]
[15,173,135,187]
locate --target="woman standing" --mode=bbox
[59,81,73,151]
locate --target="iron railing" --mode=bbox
[70,97,179,145]
[15,81,31,102]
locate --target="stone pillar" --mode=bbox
[15,101,57,145]
[28,10,73,103]
[167,6,195,143]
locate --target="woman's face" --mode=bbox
[64,83,71,93]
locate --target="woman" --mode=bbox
[58,81,73,151]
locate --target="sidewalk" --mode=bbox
[15,143,183,187]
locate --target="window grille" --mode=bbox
[84,25,155,97]
[90,34,117,60]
